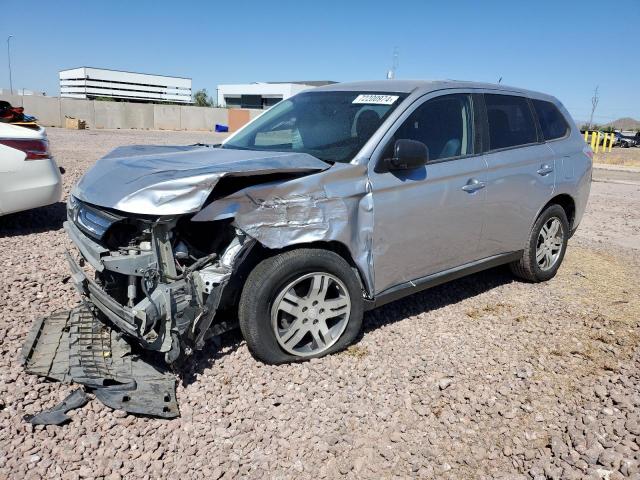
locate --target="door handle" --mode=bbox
[461,179,486,193]
[537,164,554,176]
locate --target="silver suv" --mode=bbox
[46,81,593,370]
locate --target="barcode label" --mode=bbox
[352,94,399,105]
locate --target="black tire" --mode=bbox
[238,248,364,364]
[510,204,569,282]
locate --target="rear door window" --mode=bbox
[532,99,569,141]
[485,94,537,150]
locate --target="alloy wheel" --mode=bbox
[271,272,351,356]
[536,217,564,271]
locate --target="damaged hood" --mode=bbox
[73,144,330,215]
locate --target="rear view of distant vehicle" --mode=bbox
[0,103,62,215]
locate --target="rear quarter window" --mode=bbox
[532,99,569,141]
[485,94,537,150]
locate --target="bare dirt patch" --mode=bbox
[594,147,640,167]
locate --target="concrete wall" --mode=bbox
[125,103,154,130]
[23,96,61,127]
[0,94,24,107]
[95,102,127,129]
[153,105,182,130]
[0,94,230,131]
[180,105,229,131]
[60,98,96,129]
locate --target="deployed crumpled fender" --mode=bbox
[73,145,330,215]
[192,162,376,294]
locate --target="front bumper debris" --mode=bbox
[21,307,178,418]
[23,389,88,426]
[65,249,174,351]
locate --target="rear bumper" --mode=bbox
[0,157,62,215]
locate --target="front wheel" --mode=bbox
[239,249,364,364]
[510,204,569,282]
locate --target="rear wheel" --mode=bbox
[510,204,569,282]
[239,249,364,364]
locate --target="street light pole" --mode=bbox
[7,35,13,94]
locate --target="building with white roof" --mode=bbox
[216,81,336,109]
[59,67,192,103]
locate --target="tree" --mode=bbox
[580,123,600,132]
[193,89,213,107]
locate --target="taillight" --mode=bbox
[0,139,50,160]
[583,145,594,161]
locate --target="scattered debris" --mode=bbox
[64,116,86,130]
[23,389,88,426]
[0,100,37,125]
[22,307,178,418]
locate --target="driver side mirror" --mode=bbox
[385,139,429,171]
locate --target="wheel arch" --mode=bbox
[269,240,369,296]
[223,239,371,314]
[538,193,576,231]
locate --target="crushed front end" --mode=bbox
[20,142,347,419]
[21,195,254,418]
[63,195,254,363]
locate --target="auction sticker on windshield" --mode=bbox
[352,94,399,105]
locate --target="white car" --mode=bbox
[0,122,62,215]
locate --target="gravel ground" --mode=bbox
[1,128,639,480]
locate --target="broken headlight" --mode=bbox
[67,195,121,241]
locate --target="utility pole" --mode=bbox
[588,86,599,130]
[7,35,13,94]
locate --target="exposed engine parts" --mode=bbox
[64,212,254,364]
[22,143,363,418]
[22,214,255,417]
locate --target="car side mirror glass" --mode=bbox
[385,139,429,171]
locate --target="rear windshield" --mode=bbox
[222,91,408,163]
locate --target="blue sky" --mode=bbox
[2,0,638,123]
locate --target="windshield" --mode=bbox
[222,91,408,163]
